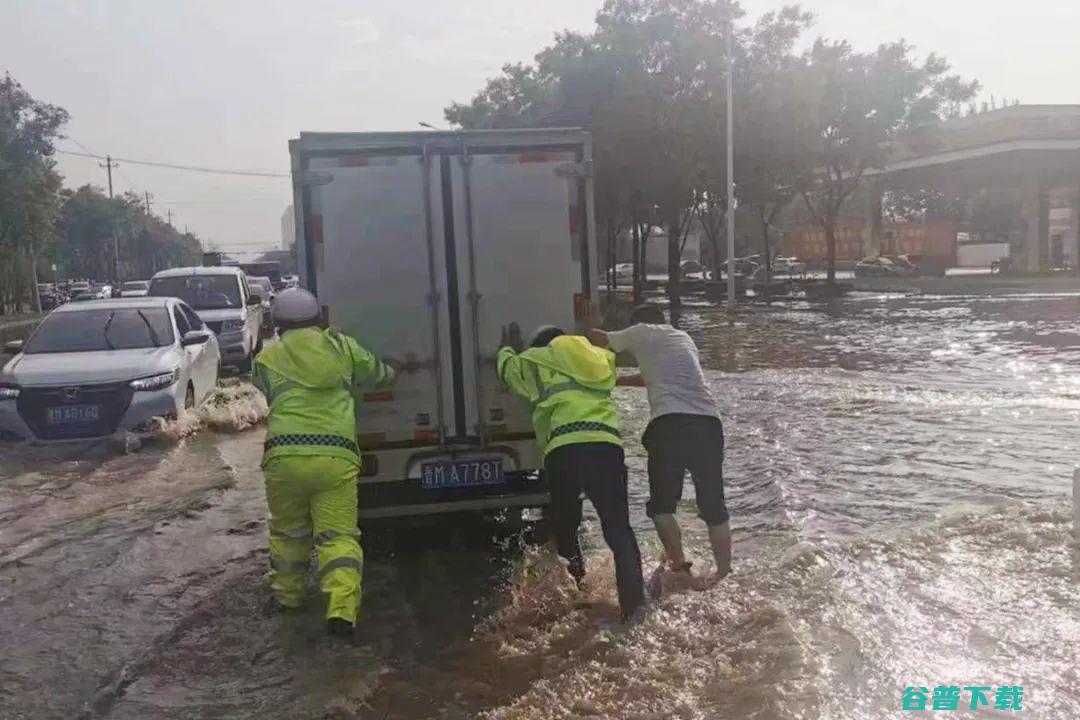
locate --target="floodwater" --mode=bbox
[1,292,1078,719]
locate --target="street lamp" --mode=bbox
[726,17,736,312]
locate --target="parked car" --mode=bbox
[281,274,299,288]
[148,266,264,372]
[680,260,705,280]
[897,253,948,277]
[0,297,220,442]
[68,280,92,295]
[772,256,807,275]
[854,256,913,278]
[120,280,150,298]
[71,292,98,302]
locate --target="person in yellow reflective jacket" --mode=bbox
[252,287,396,638]
[497,323,645,622]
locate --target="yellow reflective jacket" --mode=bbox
[497,335,621,461]
[253,326,394,465]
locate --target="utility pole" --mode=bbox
[99,155,118,198]
[144,191,152,216]
[99,155,121,285]
[167,209,173,227]
[725,18,736,312]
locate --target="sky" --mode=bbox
[3,0,1079,258]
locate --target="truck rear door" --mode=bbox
[304,152,454,448]
[449,147,595,445]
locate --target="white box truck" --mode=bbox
[289,129,600,520]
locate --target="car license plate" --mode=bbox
[421,458,504,490]
[46,405,101,425]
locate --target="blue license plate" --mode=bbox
[421,458,504,489]
[46,404,101,425]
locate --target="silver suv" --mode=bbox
[148,266,264,371]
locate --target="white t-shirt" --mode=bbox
[606,323,719,421]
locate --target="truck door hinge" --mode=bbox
[555,161,592,179]
[293,171,334,187]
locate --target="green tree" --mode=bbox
[797,40,979,283]
[0,73,68,314]
[733,7,815,297]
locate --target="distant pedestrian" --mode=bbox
[497,322,646,622]
[252,287,397,638]
[588,304,731,578]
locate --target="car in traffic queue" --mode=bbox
[0,297,220,443]
[247,275,276,336]
[120,280,150,297]
[148,266,264,372]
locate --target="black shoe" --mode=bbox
[327,617,355,639]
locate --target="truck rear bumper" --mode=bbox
[357,470,549,520]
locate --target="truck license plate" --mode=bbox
[46,404,101,425]
[421,458,504,490]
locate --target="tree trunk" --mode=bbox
[667,218,682,310]
[759,205,772,305]
[29,245,42,314]
[825,216,837,285]
[639,224,648,289]
[631,220,642,305]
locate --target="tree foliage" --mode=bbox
[444,0,982,294]
[0,72,68,313]
[0,73,203,312]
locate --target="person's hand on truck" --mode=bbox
[500,322,524,352]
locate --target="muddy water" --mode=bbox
[1,293,1079,719]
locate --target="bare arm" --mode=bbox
[585,328,610,348]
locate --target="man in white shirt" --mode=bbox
[587,304,731,578]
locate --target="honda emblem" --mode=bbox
[63,387,79,403]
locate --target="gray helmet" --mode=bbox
[273,287,320,324]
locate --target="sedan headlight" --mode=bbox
[220,319,245,332]
[0,386,19,400]
[130,369,179,392]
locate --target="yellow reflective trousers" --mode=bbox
[263,455,363,623]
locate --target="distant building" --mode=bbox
[280,205,295,250]
[785,219,959,268]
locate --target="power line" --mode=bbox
[56,148,289,178]
[155,198,283,205]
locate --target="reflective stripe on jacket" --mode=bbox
[496,335,621,460]
[253,326,394,464]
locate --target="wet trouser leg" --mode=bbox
[264,457,315,609]
[309,457,364,624]
[546,468,586,583]
[545,443,645,618]
[263,455,363,623]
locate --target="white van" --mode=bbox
[148,266,264,371]
[290,128,600,520]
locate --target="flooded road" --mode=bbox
[1,292,1078,719]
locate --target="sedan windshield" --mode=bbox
[149,275,241,310]
[24,308,174,353]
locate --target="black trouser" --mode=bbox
[642,414,728,525]
[544,442,645,618]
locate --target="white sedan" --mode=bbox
[0,297,220,442]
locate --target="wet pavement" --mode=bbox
[1,292,1078,719]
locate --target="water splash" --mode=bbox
[155,379,268,440]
